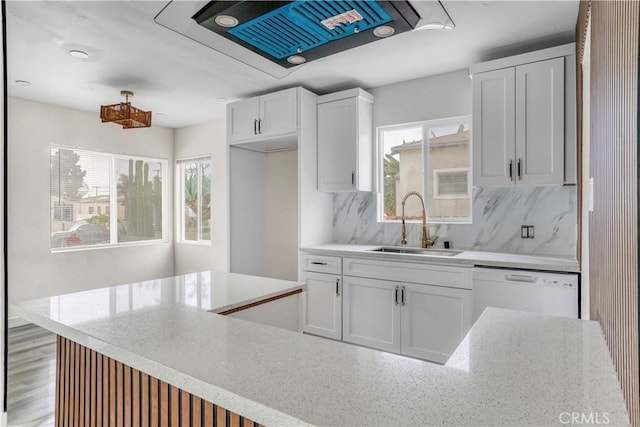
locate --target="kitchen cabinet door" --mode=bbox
[400,282,472,364]
[317,97,358,192]
[301,271,342,340]
[317,89,373,193]
[472,67,516,187]
[227,97,260,144]
[515,57,565,185]
[342,276,400,353]
[259,87,297,138]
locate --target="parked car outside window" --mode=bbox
[51,222,109,248]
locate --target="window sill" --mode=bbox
[378,218,473,225]
[50,239,169,253]
[176,240,212,246]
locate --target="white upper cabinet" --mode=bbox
[317,88,373,192]
[471,44,574,187]
[259,89,298,138]
[227,87,298,147]
[473,67,516,186]
[515,58,565,185]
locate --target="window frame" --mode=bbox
[376,115,472,224]
[50,145,168,252]
[176,156,212,245]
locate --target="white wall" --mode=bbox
[173,120,228,274]
[8,97,174,306]
[229,146,266,277]
[371,69,472,127]
[265,150,297,281]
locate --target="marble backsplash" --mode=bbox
[333,186,577,257]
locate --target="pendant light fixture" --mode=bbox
[100,90,152,129]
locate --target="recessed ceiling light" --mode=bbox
[68,49,89,59]
[15,80,31,86]
[216,97,228,102]
[154,112,166,117]
[214,15,239,28]
[373,25,395,38]
[287,55,306,65]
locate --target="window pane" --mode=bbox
[183,162,198,241]
[426,122,471,219]
[116,158,163,242]
[50,147,111,248]
[200,161,211,240]
[380,127,423,221]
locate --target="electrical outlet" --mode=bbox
[521,225,535,239]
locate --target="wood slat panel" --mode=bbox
[124,365,132,427]
[56,336,63,427]
[141,372,149,427]
[584,1,640,424]
[181,390,190,426]
[79,344,85,427]
[171,385,180,426]
[102,355,109,426]
[150,377,159,427]
[132,368,141,427]
[55,336,262,427]
[160,381,169,427]
[96,354,103,427]
[204,401,214,426]
[110,358,117,426]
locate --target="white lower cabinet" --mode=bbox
[400,282,472,363]
[301,253,472,363]
[343,276,471,363]
[342,257,472,363]
[301,271,342,340]
[342,276,401,353]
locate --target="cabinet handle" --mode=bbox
[401,286,406,306]
[336,279,340,296]
[253,119,257,135]
[517,158,522,180]
[351,170,355,187]
[258,119,262,134]
[509,160,514,181]
[395,286,399,305]
[310,261,327,266]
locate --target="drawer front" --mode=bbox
[301,254,342,274]
[343,257,471,290]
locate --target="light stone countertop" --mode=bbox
[13,272,627,426]
[300,244,581,272]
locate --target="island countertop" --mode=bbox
[13,271,628,426]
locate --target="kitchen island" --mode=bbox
[13,271,629,426]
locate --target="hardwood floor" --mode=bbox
[7,324,56,427]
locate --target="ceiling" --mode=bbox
[6,1,578,129]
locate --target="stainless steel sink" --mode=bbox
[370,247,462,257]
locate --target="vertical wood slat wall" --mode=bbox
[581,0,640,424]
[55,336,261,427]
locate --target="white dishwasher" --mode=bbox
[472,267,578,322]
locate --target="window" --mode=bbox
[53,204,73,221]
[50,146,166,250]
[377,116,472,223]
[177,157,211,243]
[433,169,470,199]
